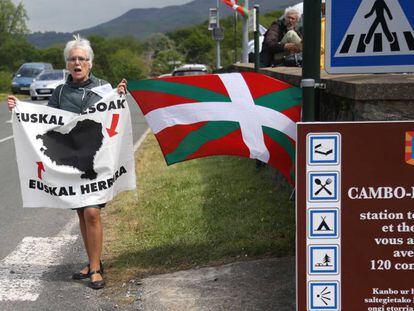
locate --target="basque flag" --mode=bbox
[128,72,302,185]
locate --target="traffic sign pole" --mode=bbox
[302,0,322,122]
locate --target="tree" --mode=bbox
[88,35,149,84]
[39,46,65,69]
[0,0,28,41]
[166,10,284,69]
[176,28,214,65]
[88,35,112,82]
[0,36,38,71]
[107,36,144,55]
[151,49,184,76]
[108,49,149,84]
[0,0,31,72]
[144,33,175,59]
[323,254,331,266]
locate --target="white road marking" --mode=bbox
[0,217,78,301]
[134,128,150,152]
[0,135,13,143]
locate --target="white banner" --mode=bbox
[12,92,136,209]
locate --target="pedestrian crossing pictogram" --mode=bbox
[334,0,414,57]
[326,0,414,73]
[338,31,414,56]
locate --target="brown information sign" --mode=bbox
[297,121,414,311]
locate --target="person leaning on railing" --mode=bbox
[260,7,303,67]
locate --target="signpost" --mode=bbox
[325,0,414,73]
[208,8,218,30]
[212,27,225,41]
[297,121,414,310]
[209,5,222,69]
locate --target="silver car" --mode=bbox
[172,64,209,76]
[30,69,69,100]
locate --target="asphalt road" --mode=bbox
[0,94,148,310]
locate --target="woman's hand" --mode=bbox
[117,79,127,95]
[7,95,18,111]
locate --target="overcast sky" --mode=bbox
[12,0,193,33]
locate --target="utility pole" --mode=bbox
[301,0,321,122]
[241,0,249,63]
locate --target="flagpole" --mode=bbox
[216,0,222,69]
[241,0,249,63]
[254,5,260,70]
[234,11,238,63]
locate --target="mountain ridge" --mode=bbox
[28,0,300,48]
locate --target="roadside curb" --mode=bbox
[126,256,296,311]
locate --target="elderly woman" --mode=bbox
[8,35,127,290]
[260,7,303,67]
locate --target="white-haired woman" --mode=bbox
[8,35,127,290]
[260,7,303,67]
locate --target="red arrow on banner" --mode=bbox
[106,114,120,137]
[36,161,45,180]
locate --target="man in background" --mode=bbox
[260,7,303,67]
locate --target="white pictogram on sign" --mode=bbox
[309,209,339,238]
[309,245,339,274]
[308,172,339,202]
[334,0,414,57]
[308,133,340,165]
[309,282,339,310]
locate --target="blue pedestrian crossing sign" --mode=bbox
[326,0,414,73]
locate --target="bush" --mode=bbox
[0,70,12,93]
[109,49,149,83]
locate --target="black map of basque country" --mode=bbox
[36,119,104,180]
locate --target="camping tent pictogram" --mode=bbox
[316,217,332,231]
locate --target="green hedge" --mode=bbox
[0,70,12,93]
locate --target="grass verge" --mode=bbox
[103,133,295,283]
[0,93,28,101]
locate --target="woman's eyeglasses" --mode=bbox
[67,57,89,63]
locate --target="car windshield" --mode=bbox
[173,70,206,76]
[17,67,43,78]
[37,71,63,81]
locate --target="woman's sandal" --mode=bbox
[72,264,90,280]
[89,270,105,289]
[72,261,104,280]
